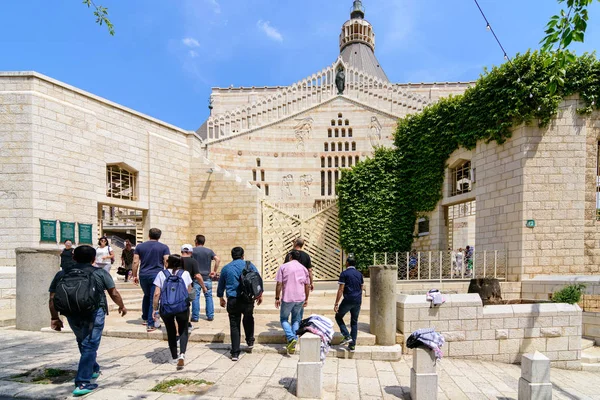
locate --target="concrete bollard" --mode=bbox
[368,265,397,345]
[410,347,438,400]
[297,332,323,399]
[518,352,552,400]
[15,248,61,331]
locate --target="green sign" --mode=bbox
[78,223,93,244]
[60,221,76,243]
[40,219,57,243]
[526,220,536,228]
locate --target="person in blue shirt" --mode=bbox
[333,254,364,352]
[217,247,263,361]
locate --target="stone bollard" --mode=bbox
[368,265,397,345]
[410,347,438,400]
[518,352,552,400]
[297,332,323,399]
[15,248,61,331]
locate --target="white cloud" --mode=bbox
[189,50,199,58]
[207,0,221,14]
[182,37,200,48]
[257,20,283,42]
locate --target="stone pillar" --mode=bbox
[368,265,397,345]
[297,332,323,399]
[15,248,61,331]
[410,347,438,400]
[518,352,552,400]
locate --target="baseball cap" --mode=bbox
[181,244,193,252]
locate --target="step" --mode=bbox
[582,337,596,350]
[581,363,600,372]
[0,309,15,328]
[581,346,600,364]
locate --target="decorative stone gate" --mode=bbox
[261,200,343,281]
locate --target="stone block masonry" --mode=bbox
[397,293,582,369]
[0,272,16,309]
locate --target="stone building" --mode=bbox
[0,1,470,281]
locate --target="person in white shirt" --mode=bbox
[95,236,114,273]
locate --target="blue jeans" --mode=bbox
[67,308,105,386]
[192,279,214,320]
[140,274,157,327]
[335,299,361,346]
[280,301,304,342]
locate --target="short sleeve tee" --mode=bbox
[284,250,312,269]
[153,269,193,289]
[275,260,310,303]
[192,246,216,279]
[338,267,364,303]
[181,257,201,280]
[49,264,115,314]
[134,241,170,277]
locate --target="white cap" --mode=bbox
[181,244,193,252]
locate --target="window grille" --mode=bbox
[106,165,137,201]
[450,161,472,197]
[418,217,430,236]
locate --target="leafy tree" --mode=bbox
[541,0,598,93]
[82,0,114,35]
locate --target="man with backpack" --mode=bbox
[217,247,263,361]
[48,245,127,397]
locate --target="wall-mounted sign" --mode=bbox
[526,220,536,228]
[78,223,93,244]
[40,219,57,243]
[60,221,76,243]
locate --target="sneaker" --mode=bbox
[73,383,98,397]
[169,358,178,365]
[207,317,214,321]
[147,326,157,333]
[246,345,254,353]
[340,336,352,345]
[190,319,199,323]
[286,339,298,354]
[231,355,239,362]
[154,320,161,329]
[142,321,147,326]
[91,371,100,380]
[188,324,194,333]
[177,353,185,370]
[348,344,356,352]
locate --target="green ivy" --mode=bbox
[552,283,586,304]
[338,51,600,266]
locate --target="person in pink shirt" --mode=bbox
[275,250,310,354]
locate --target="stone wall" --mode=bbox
[189,154,262,271]
[393,281,521,301]
[0,72,200,266]
[397,293,582,369]
[0,272,16,309]
[583,312,600,345]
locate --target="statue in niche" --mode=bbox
[294,117,314,150]
[300,174,313,197]
[281,174,294,198]
[208,94,214,110]
[369,116,382,148]
[335,66,346,95]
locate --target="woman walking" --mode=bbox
[152,254,193,369]
[95,236,114,273]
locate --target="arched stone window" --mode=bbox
[106,164,138,201]
[321,157,325,168]
[338,113,343,118]
[328,157,332,167]
[252,170,257,181]
[345,142,349,151]
[256,158,261,167]
[352,142,356,151]
[331,141,335,150]
[341,129,346,137]
[324,143,329,151]
[338,142,342,151]
[335,156,339,167]
[348,157,353,167]
[338,119,343,126]
[261,170,265,181]
[331,120,335,126]
[355,156,360,164]
[341,157,346,167]
[348,128,353,137]
[345,119,350,126]
[328,128,332,138]
[335,129,339,138]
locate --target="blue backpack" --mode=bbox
[159,269,189,316]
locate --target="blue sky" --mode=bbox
[1,1,599,131]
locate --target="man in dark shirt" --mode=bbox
[121,240,134,282]
[181,244,207,330]
[49,245,127,397]
[333,254,364,352]
[283,238,313,291]
[132,228,170,331]
[192,235,220,322]
[60,240,76,270]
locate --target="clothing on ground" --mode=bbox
[134,240,170,277]
[276,259,310,303]
[192,246,216,280]
[49,263,115,314]
[338,266,364,303]
[406,327,445,359]
[217,259,259,299]
[296,314,334,361]
[284,249,312,269]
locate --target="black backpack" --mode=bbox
[238,261,263,303]
[53,267,102,316]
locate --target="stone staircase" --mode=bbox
[581,337,600,371]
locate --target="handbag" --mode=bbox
[116,266,127,276]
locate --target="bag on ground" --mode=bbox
[159,269,189,316]
[239,261,263,303]
[53,268,102,316]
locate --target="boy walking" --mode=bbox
[49,245,127,396]
[275,250,310,354]
[333,254,364,352]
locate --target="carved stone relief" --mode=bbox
[300,174,313,197]
[281,174,294,198]
[294,117,314,151]
[369,116,382,148]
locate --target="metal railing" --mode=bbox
[373,250,508,281]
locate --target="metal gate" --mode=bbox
[261,200,343,281]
